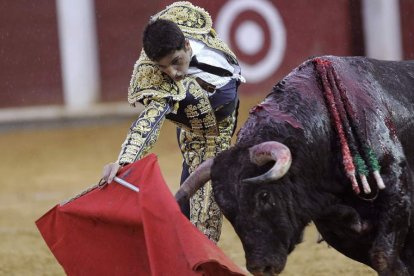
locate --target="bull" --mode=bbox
[175,56,414,275]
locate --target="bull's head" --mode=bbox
[175,141,306,275]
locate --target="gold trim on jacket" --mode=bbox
[117,99,171,164]
[127,1,237,106]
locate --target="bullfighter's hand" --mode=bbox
[102,162,121,183]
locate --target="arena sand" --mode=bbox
[0,96,375,275]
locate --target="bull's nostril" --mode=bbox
[247,264,278,276]
[263,266,277,276]
[246,264,261,275]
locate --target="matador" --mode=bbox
[105,1,244,243]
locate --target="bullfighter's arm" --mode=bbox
[117,98,172,164]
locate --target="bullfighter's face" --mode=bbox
[212,147,305,276]
[155,39,192,82]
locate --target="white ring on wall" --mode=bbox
[236,20,264,55]
[216,0,286,83]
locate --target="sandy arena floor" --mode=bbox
[0,96,376,275]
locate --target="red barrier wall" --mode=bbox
[400,0,414,59]
[0,0,412,108]
[0,0,62,108]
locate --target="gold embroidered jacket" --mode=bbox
[118,1,239,164]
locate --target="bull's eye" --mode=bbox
[260,192,269,201]
[257,191,275,210]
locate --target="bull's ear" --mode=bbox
[214,190,237,219]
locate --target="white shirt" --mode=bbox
[187,39,245,89]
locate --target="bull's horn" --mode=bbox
[175,158,213,206]
[242,141,292,184]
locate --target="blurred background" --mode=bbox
[0,0,413,275]
[1,0,413,122]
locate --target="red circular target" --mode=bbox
[216,0,286,83]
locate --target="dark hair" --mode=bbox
[143,19,186,61]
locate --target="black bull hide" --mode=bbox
[176,56,414,275]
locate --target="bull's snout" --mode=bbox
[247,264,280,276]
[246,256,286,276]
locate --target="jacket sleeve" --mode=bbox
[117,98,172,164]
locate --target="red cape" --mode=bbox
[36,154,246,275]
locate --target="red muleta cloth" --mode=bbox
[36,154,246,276]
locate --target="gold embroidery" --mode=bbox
[203,114,216,128]
[132,120,152,133]
[189,117,203,129]
[186,81,203,99]
[146,107,161,118]
[179,112,237,243]
[168,77,218,136]
[127,1,238,107]
[184,105,199,118]
[205,128,218,137]
[155,2,237,62]
[197,98,211,114]
[154,1,212,34]
[117,99,170,164]
[128,51,186,108]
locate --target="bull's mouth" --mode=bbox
[246,255,286,276]
[247,262,283,276]
[248,265,280,276]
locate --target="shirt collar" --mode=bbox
[188,38,204,58]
